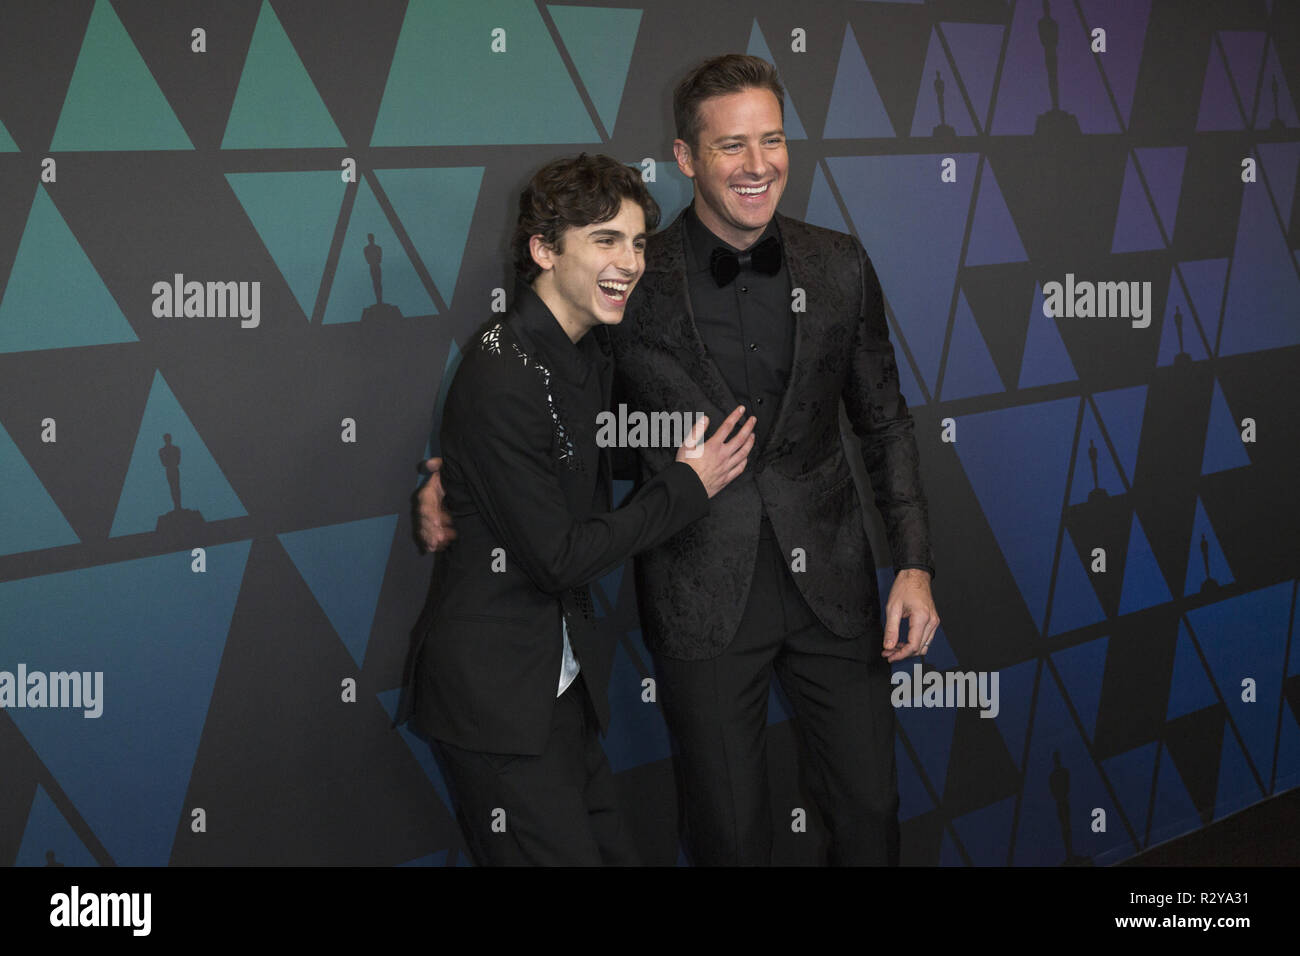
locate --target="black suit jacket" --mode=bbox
[401,288,709,754]
[608,210,934,660]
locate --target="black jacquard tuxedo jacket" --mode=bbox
[400,290,709,755]
[607,209,934,661]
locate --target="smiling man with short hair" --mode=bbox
[417,57,939,866]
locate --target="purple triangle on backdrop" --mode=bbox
[940,289,1003,400]
[1156,267,1211,366]
[1219,171,1300,356]
[966,163,1027,266]
[1018,283,1078,389]
[1201,379,1252,474]
[1134,146,1187,238]
[992,0,1120,134]
[1178,258,1228,349]
[1080,1,1152,128]
[1196,37,1246,131]
[1219,31,1267,126]
[1258,142,1300,223]
[938,22,1004,134]
[1111,155,1166,253]
[911,29,977,136]
[1255,41,1298,129]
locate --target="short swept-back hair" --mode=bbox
[512,153,661,284]
[673,54,786,151]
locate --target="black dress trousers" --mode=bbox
[654,518,900,866]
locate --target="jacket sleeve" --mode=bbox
[840,237,936,580]
[444,353,709,594]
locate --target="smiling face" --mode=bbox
[529,197,648,342]
[674,86,787,250]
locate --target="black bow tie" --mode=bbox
[709,235,782,287]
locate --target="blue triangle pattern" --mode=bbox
[1047,529,1107,635]
[1201,380,1251,474]
[1166,621,1219,720]
[1050,635,1108,741]
[0,541,250,865]
[278,515,400,668]
[951,795,1016,865]
[1183,498,1234,596]
[1118,513,1173,614]
[1189,583,1292,778]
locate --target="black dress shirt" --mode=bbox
[684,204,794,457]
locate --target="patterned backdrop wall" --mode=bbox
[0,0,1297,867]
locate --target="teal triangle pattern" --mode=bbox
[109,370,247,536]
[375,167,484,308]
[0,118,17,151]
[0,187,138,354]
[324,178,435,324]
[226,171,345,321]
[0,420,79,557]
[0,541,251,865]
[50,0,192,150]
[376,688,454,814]
[278,514,400,668]
[15,785,98,867]
[371,0,598,146]
[1183,497,1234,596]
[1166,621,1219,720]
[745,20,806,138]
[642,157,694,225]
[549,5,643,136]
[1047,529,1106,635]
[1117,513,1173,614]
[222,0,345,148]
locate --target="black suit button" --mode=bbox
[755,397,764,405]
[749,342,759,351]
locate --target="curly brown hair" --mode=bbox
[512,154,661,284]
